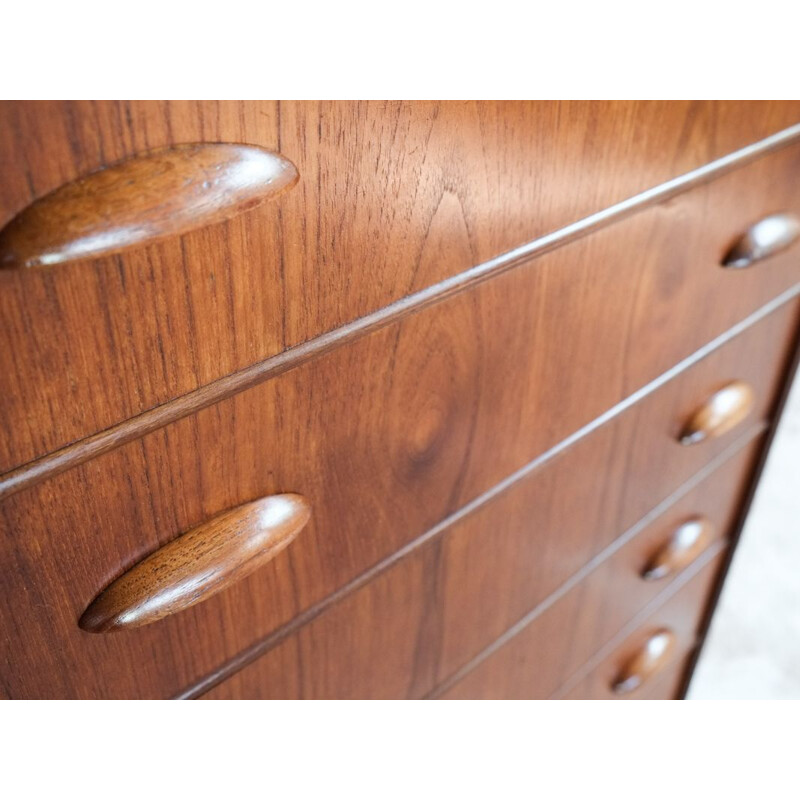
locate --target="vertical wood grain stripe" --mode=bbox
[1,124,799,499]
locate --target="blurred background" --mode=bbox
[689,371,800,699]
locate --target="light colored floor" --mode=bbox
[688,370,800,699]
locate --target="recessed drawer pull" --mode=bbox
[679,380,755,446]
[642,517,713,581]
[0,143,298,269]
[722,212,800,268]
[79,493,311,633]
[611,629,676,695]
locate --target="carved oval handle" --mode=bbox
[722,212,800,268]
[679,380,755,446]
[612,629,676,695]
[79,493,311,633]
[642,516,714,581]
[0,143,298,269]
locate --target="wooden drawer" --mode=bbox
[200,436,751,699]
[557,555,724,699]
[436,485,736,700]
[441,463,744,700]
[1,105,800,473]
[0,280,796,698]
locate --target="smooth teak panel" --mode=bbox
[429,435,761,694]
[558,556,725,700]
[446,553,725,701]
[5,143,800,493]
[0,265,797,698]
[202,438,756,699]
[2,103,800,471]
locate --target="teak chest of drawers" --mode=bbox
[1,101,799,699]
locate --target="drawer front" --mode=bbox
[201,434,758,699]
[1,278,797,698]
[1,105,800,471]
[558,556,724,699]
[437,443,757,700]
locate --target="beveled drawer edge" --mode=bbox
[180,425,764,700]
[548,547,726,699]
[2,126,799,498]
[3,285,798,503]
[425,432,763,700]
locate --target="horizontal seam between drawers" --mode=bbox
[424,450,751,698]
[2,124,800,498]
[180,422,764,699]
[435,542,726,701]
[546,543,727,699]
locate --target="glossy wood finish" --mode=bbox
[4,150,800,495]
[3,103,800,701]
[558,555,725,699]
[631,651,696,700]
[722,212,800,269]
[201,432,760,699]
[611,629,676,694]
[2,103,800,475]
[79,493,310,633]
[677,304,800,701]
[0,144,298,270]
[642,517,713,581]
[679,380,755,445]
[434,485,734,699]
[1,275,795,698]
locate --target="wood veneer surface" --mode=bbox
[2,104,800,700]
[557,556,725,700]
[1,296,795,699]
[2,102,800,471]
[204,442,756,699]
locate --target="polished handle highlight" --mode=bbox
[0,143,298,269]
[611,629,676,695]
[642,517,714,581]
[79,493,311,633]
[722,212,800,268]
[679,380,755,446]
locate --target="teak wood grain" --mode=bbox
[446,552,726,701]
[0,144,298,269]
[556,555,726,700]
[0,237,798,698]
[1,102,800,474]
[3,141,800,497]
[202,439,757,699]
[3,103,800,701]
[79,493,311,632]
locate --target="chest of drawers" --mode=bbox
[1,101,799,699]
